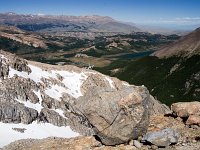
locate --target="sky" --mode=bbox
[0,0,200,30]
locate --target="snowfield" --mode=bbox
[0,122,79,148]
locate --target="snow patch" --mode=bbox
[54,109,68,119]
[123,82,131,86]
[54,71,88,98]
[8,67,28,79]
[0,121,79,148]
[44,85,67,101]
[28,65,57,83]
[15,98,43,112]
[33,90,42,104]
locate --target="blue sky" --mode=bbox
[0,0,200,30]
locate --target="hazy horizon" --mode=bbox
[0,0,200,30]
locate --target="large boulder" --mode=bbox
[68,74,168,145]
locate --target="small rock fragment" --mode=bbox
[133,140,142,148]
[151,145,158,150]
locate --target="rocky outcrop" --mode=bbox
[0,102,38,124]
[0,54,9,79]
[10,57,31,73]
[0,50,31,79]
[3,114,200,150]
[38,108,68,127]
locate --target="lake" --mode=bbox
[116,51,154,59]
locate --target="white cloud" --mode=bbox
[37,13,45,16]
[138,17,200,25]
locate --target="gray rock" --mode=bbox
[142,128,180,147]
[0,102,38,124]
[38,108,68,127]
[10,56,31,73]
[12,128,26,133]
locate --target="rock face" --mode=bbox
[0,102,38,124]
[38,108,68,127]
[76,80,151,145]
[0,50,168,146]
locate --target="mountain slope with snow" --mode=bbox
[0,50,139,147]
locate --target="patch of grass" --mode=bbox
[69,57,111,67]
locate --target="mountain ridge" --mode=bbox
[153,27,200,58]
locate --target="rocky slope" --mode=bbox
[153,27,200,58]
[0,50,168,147]
[3,101,200,150]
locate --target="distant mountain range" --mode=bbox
[0,12,140,34]
[0,12,190,36]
